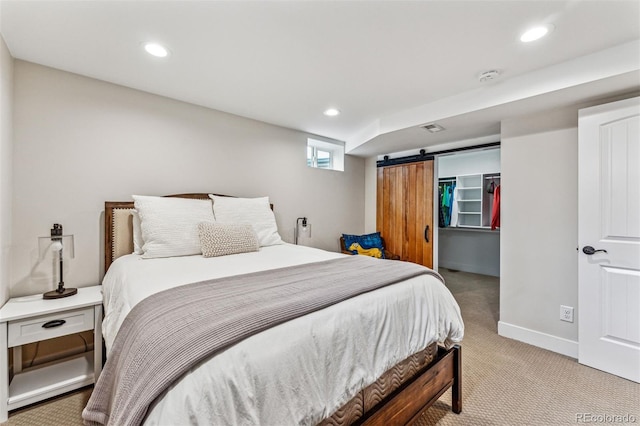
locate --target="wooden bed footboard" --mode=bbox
[359,345,461,425]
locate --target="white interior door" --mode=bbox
[578,96,640,383]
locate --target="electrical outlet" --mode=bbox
[560,305,574,323]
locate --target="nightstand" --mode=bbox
[0,286,103,422]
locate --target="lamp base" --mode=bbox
[43,287,78,299]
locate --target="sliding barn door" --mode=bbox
[377,160,434,268]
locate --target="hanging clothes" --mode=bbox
[438,181,457,227]
[438,186,443,227]
[491,184,501,230]
[440,184,449,227]
[450,186,459,227]
[443,185,454,227]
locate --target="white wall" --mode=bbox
[11,60,365,297]
[0,34,13,305]
[363,156,377,233]
[437,148,500,177]
[499,107,581,357]
[438,230,500,276]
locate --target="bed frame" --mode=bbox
[103,193,462,425]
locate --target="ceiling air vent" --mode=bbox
[422,123,445,133]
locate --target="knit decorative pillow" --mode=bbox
[198,222,260,257]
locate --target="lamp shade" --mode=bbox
[38,235,74,260]
[294,217,311,245]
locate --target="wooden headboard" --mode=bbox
[104,193,231,273]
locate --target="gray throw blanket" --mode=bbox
[83,255,442,426]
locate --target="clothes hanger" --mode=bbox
[487,178,495,194]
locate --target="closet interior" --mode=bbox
[437,148,500,277]
[439,172,501,229]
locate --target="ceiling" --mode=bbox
[1,1,639,157]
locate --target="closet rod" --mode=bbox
[484,176,501,179]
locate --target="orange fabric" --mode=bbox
[491,184,501,230]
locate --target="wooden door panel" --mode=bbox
[422,161,434,267]
[377,160,433,268]
[406,164,418,264]
[415,162,426,265]
[407,162,421,265]
[393,166,405,258]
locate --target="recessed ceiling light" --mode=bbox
[520,25,552,43]
[144,42,169,58]
[324,108,340,117]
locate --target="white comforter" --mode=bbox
[101,244,464,426]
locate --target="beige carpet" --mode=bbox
[4,386,91,426]
[4,269,639,425]
[414,269,639,425]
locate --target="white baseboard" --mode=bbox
[498,321,578,358]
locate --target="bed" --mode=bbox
[84,193,464,426]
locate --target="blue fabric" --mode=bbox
[342,232,385,259]
[439,183,455,227]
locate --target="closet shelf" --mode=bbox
[440,226,499,233]
[439,172,500,229]
[455,225,500,232]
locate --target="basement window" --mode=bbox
[307,138,344,171]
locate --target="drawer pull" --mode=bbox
[42,319,66,329]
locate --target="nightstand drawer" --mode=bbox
[7,307,94,347]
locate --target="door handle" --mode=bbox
[424,225,429,243]
[582,246,607,255]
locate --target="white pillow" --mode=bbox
[131,209,144,255]
[209,195,283,247]
[133,195,216,258]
